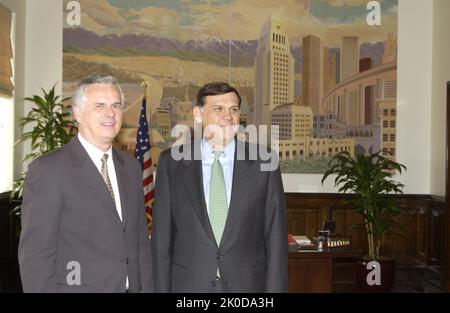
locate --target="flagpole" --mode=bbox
[141,80,150,100]
[140,80,151,147]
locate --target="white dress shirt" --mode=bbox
[78,133,123,221]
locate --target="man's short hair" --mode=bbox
[72,74,124,109]
[196,81,241,108]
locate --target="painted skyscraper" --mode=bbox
[340,36,359,81]
[253,17,295,126]
[383,33,397,63]
[302,35,324,114]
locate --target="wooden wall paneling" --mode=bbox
[318,206,330,230]
[345,208,366,251]
[425,191,447,291]
[382,210,412,256]
[285,193,437,259]
[430,204,446,265]
[305,208,320,238]
[416,206,430,263]
[391,196,429,260]
[330,207,365,251]
[331,208,347,236]
[287,209,304,235]
[287,208,321,238]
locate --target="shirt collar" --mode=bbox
[78,133,113,164]
[201,138,235,163]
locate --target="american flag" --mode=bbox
[135,96,154,232]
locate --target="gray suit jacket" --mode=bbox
[18,137,153,292]
[151,140,288,293]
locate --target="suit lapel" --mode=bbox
[181,143,217,246]
[221,144,252,245]
[113,149,129,228]
[69,137,122,224]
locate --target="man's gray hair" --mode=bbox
[72,74,125,109]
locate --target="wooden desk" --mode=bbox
[288,249,363,293]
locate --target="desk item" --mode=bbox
[312,235,352,251]
[328,236,352,250]
[293,235,312,245]
[322,221,336,234]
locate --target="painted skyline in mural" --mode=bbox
[63,0,398,173]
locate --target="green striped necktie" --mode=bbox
[209,151,228,245]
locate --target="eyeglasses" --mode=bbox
[211,105,240,116]
[94,103,123,112]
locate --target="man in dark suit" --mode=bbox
[18,74,152,292]
[152,81,288,293]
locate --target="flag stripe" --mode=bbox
[143,168,153,179]
[145,191,154,204]
[143,183,154,194]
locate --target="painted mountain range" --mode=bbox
[64,28,385,73]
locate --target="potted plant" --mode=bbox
[321,151,407,292]
[9,85,76,218]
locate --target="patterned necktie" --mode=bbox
[209,151,228,245]
[101,154,116,205]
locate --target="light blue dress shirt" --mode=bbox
[201,139,235,214]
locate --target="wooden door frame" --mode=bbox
[446,81,450,291]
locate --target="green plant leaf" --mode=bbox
[321,151,407,259]
[11,84,78,217]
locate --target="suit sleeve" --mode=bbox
[136,162,154,292]
[18,158,61,292]
[151,152,174,292]
[264,154,288,293]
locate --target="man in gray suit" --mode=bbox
[152,81,288,293]
[18,74,152,292]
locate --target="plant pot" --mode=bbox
[354,258,395,292]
